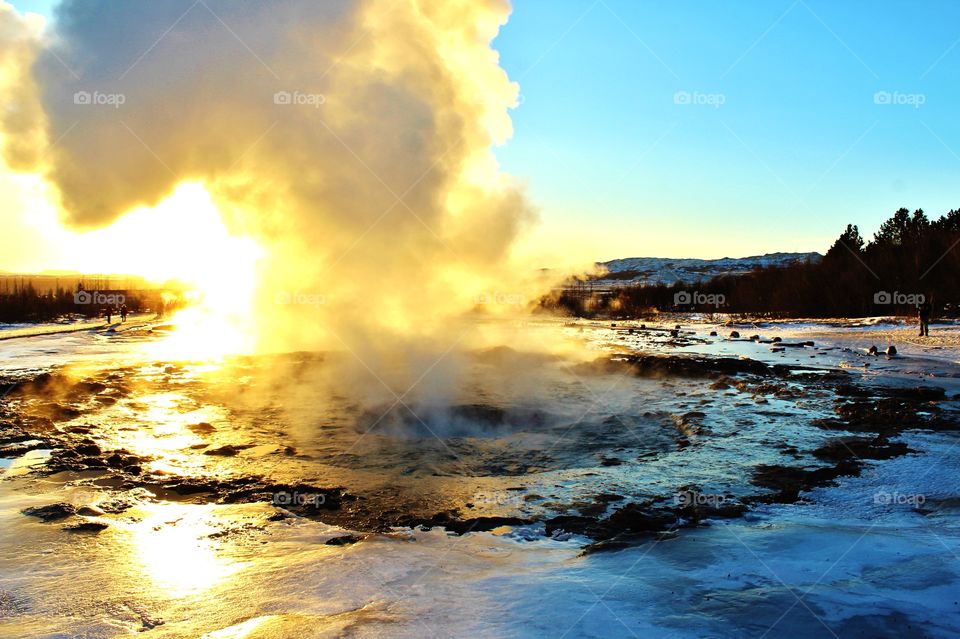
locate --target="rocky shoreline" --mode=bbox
[2,352,957,553]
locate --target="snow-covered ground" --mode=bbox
[0,317,957,638]
[591,253,820,287]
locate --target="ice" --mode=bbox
[0,318,958,637]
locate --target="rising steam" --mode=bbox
[0,0,567,377]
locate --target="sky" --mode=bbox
[7,0,960,262]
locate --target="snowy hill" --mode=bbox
[590,252,821,287]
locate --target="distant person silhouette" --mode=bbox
[106,307,112,324]
[120,304,128,323]
[918,297,932,337]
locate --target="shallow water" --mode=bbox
[1,318,958,638]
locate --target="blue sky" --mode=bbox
[494,0,960,258]
[12,0,960,260]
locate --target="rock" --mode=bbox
[22,503,77,521]
[64,520,109,533]
[77,505,106,517]
[730,331,740,339]
[867,345,879,355]
[268,509,294,521]
[886,345,898,356]
[75,441,101,456]
[325,534,365,546]
[604,503,677,533]
[749,335,760,341]
[772,336,782,343]
[709,331,718,337]
[204,445,240,457]
[188,422,216,434]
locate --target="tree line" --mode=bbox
[538,207,960,319]
[0,283,184,323]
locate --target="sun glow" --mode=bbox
[6,177,264,359]
[84,183,264,359]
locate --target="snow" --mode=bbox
[592,252,821,287]
[0,318,958,637]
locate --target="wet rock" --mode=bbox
[204,445,242,457]
[813,436,910,462]
[64,520,109,533]
[868,345,879,356]
[75,441,101,456]
[710,378,732,390]
[604,503,678,533]
[709,331,718,337]
[730,331,740,338]
[325,533,365,546]
[22,503,77,522]
[0,440,49,456]
[886,345,898,356]
[43,404,83,422]
[187,422,216,435]
[404,512,528,535]
[674,492,747,522]
[545,515,605,538]
[672,411,706,437]
[772,336,782,343]
[97,496,136,514]
[750,462,859,503]
[619,354,770,380]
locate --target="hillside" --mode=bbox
[591,252,822,287]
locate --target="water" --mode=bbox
[0,319,958,638]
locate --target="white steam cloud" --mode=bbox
[1,0,561,372]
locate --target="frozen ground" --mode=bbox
[0,317,958,638]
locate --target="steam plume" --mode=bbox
[1,0,554,370]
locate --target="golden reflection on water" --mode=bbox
[109,392,225,468]
[201,616,273,639]
[127,503,247,598]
